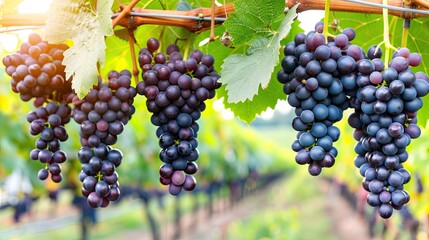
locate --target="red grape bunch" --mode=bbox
[3,33,75,184]
[2,32,73,106]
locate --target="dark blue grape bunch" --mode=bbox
[136,38,221,195]
[349,47,429,218]
[72,70,137,208]
[27,102,71,183]
[277,23,359,176]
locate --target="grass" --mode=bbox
[225,169,339,240]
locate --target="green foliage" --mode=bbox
[214,19,303,123]
[221,3,297,104]
[219,79,285,124]
[402,126,429,218]
[223,0,286,46]
[227,209,301,239]
[226,172,337,240]
[45,0,114,98]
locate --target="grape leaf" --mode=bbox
[221,5,298,103]
[97,0,114,37]
[45,0,90,43]
[193,14,302,123]
[113,28,131,42]
[223,0,286,46]
[62,30,103,98]
[220,68,286,124]
[45,0,114,98]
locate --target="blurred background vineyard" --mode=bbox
[1,0,429,239]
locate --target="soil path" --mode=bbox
[170,178,372,240]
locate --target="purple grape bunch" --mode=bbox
[72,70,137,208]
[3,33,75,184]
[28,102,71,183]
[136,38,221,195]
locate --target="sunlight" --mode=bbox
[259,100,292,120]
[0,34,18,53]
[297,10,324,33]
[259,107,275,120]
[213,98,235,120]
[275,100,293,115]
[18,0,52,14]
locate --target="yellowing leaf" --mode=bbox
[62,31,104,97]
[45,0,114,98]
[97,0,114,37]
[45,0,93,43]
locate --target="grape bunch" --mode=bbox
[348,49,429,218]
[279,22,429,218]
[27,102,71,183]
[277,23,358,175]
[2,32,75,183]
[77,144,122,208]
[72,70,137,208]
[2,32,72,106]
[136,38,221,195]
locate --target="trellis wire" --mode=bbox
[343,0,429,15]
[1,1,428,33]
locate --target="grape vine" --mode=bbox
[1,0,429,221]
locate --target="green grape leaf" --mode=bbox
[220,70,286,124]
[45,0,114,98]
[221,5,297,103]
[223,0,286,46]
[2,0,25,14]
[421,96,429,127]
[103,34,134,77]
